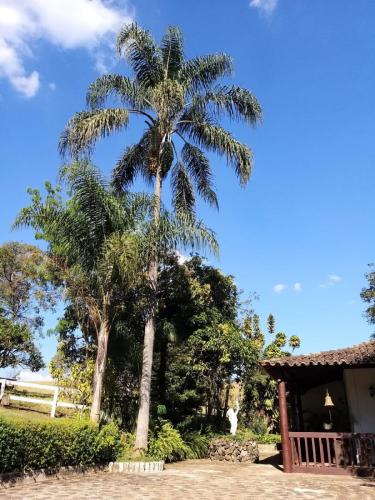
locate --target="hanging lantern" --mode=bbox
[324,389,334,407]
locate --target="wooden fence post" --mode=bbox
[0,379,5,400]
[50,387,59,418]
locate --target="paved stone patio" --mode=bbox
[1,460,374,499]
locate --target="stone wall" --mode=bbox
[209,438,259,463]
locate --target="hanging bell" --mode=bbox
[324,389,334,407]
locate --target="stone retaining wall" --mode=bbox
[209,439,259,463]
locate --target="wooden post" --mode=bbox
[50,387,59,418]
[278,379,293,473]
[0,380,5,401]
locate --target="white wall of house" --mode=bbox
[344,368,375,433]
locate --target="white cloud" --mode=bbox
[328,274,341,283]
[273,283,287,294]
[293,282,302,292]
[0,0,134,98]
[249,0,279,15]
[320,274,342,288]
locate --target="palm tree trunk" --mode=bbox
[90,313,110,423]
[134,167,162,452]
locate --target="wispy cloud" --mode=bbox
[0,0,134,98]
[293,282,302,292]
[320,274,342,288]
[249,0,279,15]
[273,283,287,294]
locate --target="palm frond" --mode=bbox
[112,130,154,191]
[59,109,129,158]
[171,161,196,215]
[149,211,219,257]
[181,54,233,93]
[160,140,174,178]
[192,85,262,125]
[86,74,150,110]
[161,26,184,79]
[101,232,143,286]
[181,143,218,209]
[178,109,252,185]
[117,22,163,86]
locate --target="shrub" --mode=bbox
[116,432,136,461]
[256,433,281,444]
[183,433,210,459]
[249,415,268,436]
[148,421,190,462]
[0,415,121,473]
[216,429,257,442]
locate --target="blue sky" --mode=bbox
[0,0,374,371]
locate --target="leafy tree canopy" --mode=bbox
[0,241,57,371]
[361,263,375,336]
[0,241,58,332]
[0,316,44,370]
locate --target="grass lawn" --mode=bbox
[0,405,51,421]
[0,404,76,421]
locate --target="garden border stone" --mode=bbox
[0,460,165,489]
[108,461,164,473]
[0,464,107,489]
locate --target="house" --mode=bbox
[261,340,375,475]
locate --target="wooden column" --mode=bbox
[278,379,293,473]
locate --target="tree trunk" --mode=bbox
[134,168,162,452]
[90,315,110,423]
[158,335,168,405]
[223,382,230,423]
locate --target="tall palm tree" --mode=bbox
[15,162,217,423]
[60,23,261,450]
[15,163,149,421]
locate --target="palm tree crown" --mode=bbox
[60,23,262,213]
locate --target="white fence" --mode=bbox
[0,379,85,418]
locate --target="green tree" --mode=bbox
[0,242,57,332]
[361,263,375,336]
[15,163,148,421]
[0,241,57,371]
[60,23,261,450]
[267,313,275,335]
[242,314,301,431]
[0,317,43,370]
[16,163,217,423]
[154,254,255,431]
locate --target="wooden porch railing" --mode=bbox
[289,432,375,474]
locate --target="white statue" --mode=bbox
[226,400,240,435]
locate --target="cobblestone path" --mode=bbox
[1,460,374,499]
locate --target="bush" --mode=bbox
[249,415,269,436]
[0,415,121,473]
[183,433,210,459]
[148,421,190,462]
[217,429,257,442]
[256,433,281,444]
